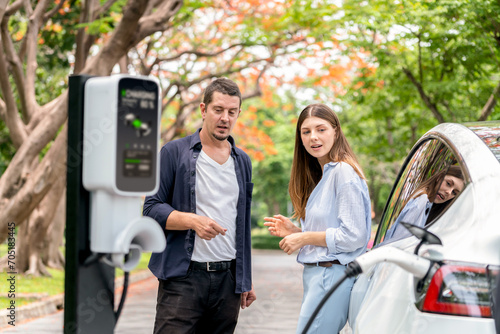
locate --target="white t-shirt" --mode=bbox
[191,149,238,262]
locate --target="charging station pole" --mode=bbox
[64,74,165,333]
[64,75,115,333]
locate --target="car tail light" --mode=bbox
[417,263,498,318]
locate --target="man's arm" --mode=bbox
[167,211,226,240]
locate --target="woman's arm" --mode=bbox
[325,181,370,254]
[279,231,326,255]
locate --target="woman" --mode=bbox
[264,104,371,333]
[384,165,465,242]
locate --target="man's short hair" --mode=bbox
[203,78,242,108]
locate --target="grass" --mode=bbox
[0,250,152,308]
[1,268,65,307]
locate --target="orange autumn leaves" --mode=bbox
[233,105,279,162]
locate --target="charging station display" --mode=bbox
[116,78,159,192]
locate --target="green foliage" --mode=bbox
[251,228,282,250]
[74,0,127,35]
[340,0,500,125]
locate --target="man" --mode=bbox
[143,77,256,334]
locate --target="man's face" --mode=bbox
[200,92,241,141]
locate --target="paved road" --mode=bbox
[0,250,304,334]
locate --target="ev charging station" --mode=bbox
[64,74,166,333]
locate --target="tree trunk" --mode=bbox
[43,189,66,270]
[8,173,66,276]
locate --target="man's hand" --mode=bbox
[166,211,226,240]
[191,214,226,240]
[241,285,256,309]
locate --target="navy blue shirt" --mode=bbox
[143,129,253,293]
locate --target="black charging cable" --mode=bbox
[301,262,363,334]
[115,271,129,323]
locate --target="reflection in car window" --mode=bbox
[465,121,500,163]
[375,139,468,246]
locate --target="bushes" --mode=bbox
[251,228,282,250]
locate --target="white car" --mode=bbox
[349,122,500,333]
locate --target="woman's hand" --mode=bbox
[263,214,301,238]
[279,233,305,255]
[279,231,327,255]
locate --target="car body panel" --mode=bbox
[349,122,500,333]
[353,264,496,334]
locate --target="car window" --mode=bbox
[374,138,468,246]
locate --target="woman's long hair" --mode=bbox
[410,165,463,203]
[288,104,365,220]
[399,165,463,226]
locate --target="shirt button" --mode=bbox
[188,247,192,252]
[191,171,195,176]
[191,190,194,194]
[193,155,198,159]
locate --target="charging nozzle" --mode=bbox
[348,246,433,279]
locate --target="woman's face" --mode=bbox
[434,175,465,204]
[300,116,336,166]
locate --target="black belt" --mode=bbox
[190,260,234,272]
[304,260,342,267]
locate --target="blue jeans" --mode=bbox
[296,264,354,334]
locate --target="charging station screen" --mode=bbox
[116,78,158,192]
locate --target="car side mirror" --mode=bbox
[401,222,442,255]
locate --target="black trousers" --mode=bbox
[153,263,241,334]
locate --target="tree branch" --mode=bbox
[0,0,9,22]
[0,19,31,124]
[0,123,68,242]
[0,37,27,148]
[402,67,446,123]
[27,94,64,132]
[417,33,423,83]
[82,0,151,75]
[42,0,66,21]
[74,0,98,73]
[135,0,183,42]
[157,43,250,63]
[94,0,119,18]
[5,0,22,16]
[0,98,6,122]
[23,0,51,122]
[0,91,67,199]
[161,84,179,111]
[479,80,500,121]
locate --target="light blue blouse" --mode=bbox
[383,194,432,243]
[297,162,371,265]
